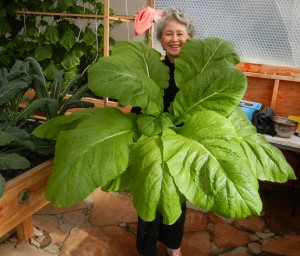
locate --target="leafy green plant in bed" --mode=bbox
[33,38,296,224]
[0,54,93,197]
[0,56,54,197]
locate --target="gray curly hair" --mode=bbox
[156,7,196,41]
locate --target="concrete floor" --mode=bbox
[1,182,300,256]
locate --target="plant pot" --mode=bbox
[0,159,53,242]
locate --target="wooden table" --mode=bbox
[264,134,300,153]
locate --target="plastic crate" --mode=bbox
[239,100,262,120]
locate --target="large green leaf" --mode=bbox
[15,98,52,123]
[61,52,80,70]
[0,153,30,170]
[60,29,76,51]
[33,107,97,140]
[129,135,185,224]
[172,67,247,124]
[44,24,60,44]
[137,112,174,137]
[163,111,261,219]
[57,0,75,9]
[175,38,240,89]
[44,61,59,80]
[44,107,135,207]
[229,107,296,182]
[35,44,53,61]
[88,41,169,115]
[0,73,30,105]
[0,130,11,146]
[83,26,96,45]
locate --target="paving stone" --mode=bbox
[219,247,251,256]
[262,234,300,256]
[211,243,226,255]
[32,214,59,233]
[33,227,43,237]
[43,243,61,254]
[234,215,265,232]
[49,229,69,245]
[185,208,208,232]
[0,242,54,256]
[181,231,211,256]
[248,242,262,254]
[62,209,88,225]
[34,231,52,249]
[89,189,137,226]
[248,233,260,242]
[61,226,139,256]
[211,215,252,248]
[255,232,274,240]
[37,201,89,215]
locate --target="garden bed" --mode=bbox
[0,159,53,241]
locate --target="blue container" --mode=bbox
[239,100,262,120]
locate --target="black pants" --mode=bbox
[136,202,186,256]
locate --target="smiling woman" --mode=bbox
[160,19,190,63]
[156,7,196,64]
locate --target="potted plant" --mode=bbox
[33,38,296,224]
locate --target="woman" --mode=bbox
[134,7,196,256]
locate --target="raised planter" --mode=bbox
[0,159,53,242]
[0,97,130,243]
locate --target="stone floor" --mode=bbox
[1,182,300,256]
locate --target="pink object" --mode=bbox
[134,7,162,35]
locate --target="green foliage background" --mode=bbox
[0,0,119,83]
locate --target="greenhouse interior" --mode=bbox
[0,0,300,255]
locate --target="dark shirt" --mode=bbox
[131,55,178,114]
[162,55,178,112]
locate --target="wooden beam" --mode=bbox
[242,71,300,82]
[15,10,135,22]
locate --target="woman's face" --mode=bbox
[161,19,190,63]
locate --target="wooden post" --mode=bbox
[147,0,156,48]
[271,79,280,108]
[103,0,110,57]
[103,0,110,106]
[16,217,34,242]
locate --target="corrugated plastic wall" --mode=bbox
[110,0,300,68]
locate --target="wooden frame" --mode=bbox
[0,160,53,241]
[237,62,300,117]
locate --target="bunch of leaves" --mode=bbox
[33,38,296,224]
[0,56,47,125]
[0,121,55,197]
[31,66,95,120]
[0,55,93,123]
[0,0,119,84]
